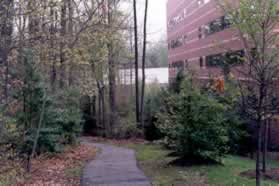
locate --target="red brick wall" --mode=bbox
[167,0,244,80]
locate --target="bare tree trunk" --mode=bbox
[0,0,14,104]
[50,1,57,92]
[256,120,262,186]
[133,0,140,124]
[59,0,67,88]
[96,80,107,137]
[107,1,117,136]
[92,96,96,127]
[67,0,74,86]
[101,87,107,137]
[108,47,116,136]
[28,90,47,172]
[262,119,269,173]
[128,26,134,97]
[140,0,148,128]
[4,58,9,103]
[98,91,102,127]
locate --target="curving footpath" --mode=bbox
[81,140,151,186]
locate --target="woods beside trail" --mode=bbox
[0,0,278,186]
[0,0,150,185]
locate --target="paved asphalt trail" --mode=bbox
[81,140,151,186]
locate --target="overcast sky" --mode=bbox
[121,0,167,41]
[145,0,167,41]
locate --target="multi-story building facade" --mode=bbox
[167,0,245,81]
[167,0,279,150]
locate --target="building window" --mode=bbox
[225,50,245,65]
[198,27,203,39]
[205,15,232,36]
[210,18,223,34]
[223,15,232,29]
[183,35,188,44]
[206,50,244,67]
[170,36,185,49]
[199,57,204,68]
[206,54,223,67]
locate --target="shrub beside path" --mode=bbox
[81,139,151,186]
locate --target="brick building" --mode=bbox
[166,0,279,151]
[167,0,245,81]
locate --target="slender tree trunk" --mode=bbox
[28,90,47,172]
[50,2,56,92]
[0,0,13,104]
[92,96,96,126]
[4,57,9,103]
[67,0,74,86]
[98,91,102,127]
[256,120,262,186]
[108,50,116,136]
[101,88,107,137]
[23,90,27,142]
[107,1,117,136]
[262,119,269,173]
[17,3,24,140]
[97,81,107,137]
[59,0,67,88]
[140,0,148,128]
[128,26,134,97]
[133,0,140,124]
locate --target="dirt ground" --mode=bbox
[19,144,97,186]
[241,168,279,183]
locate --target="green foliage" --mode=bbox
[114,109,142,139]
[206,81,251,155]
[144,83,166,141]
[35,88,83,152]
[169,70,185,94]
[114,122,142,139]
[156,79,230,162]
[13,49,83,155]
[14,49,47,154]
[54,88,83,145]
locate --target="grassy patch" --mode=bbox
[126,143,279,186]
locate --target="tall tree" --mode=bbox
[0,0,14,104]
[107,0,117,136]
[262,119,270,173]
[133,0,140,124]
[219,0,279,185]
[49,0,58,91]
[59,0,67,88]
[140,0,148,127]
[67,0,74,86]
